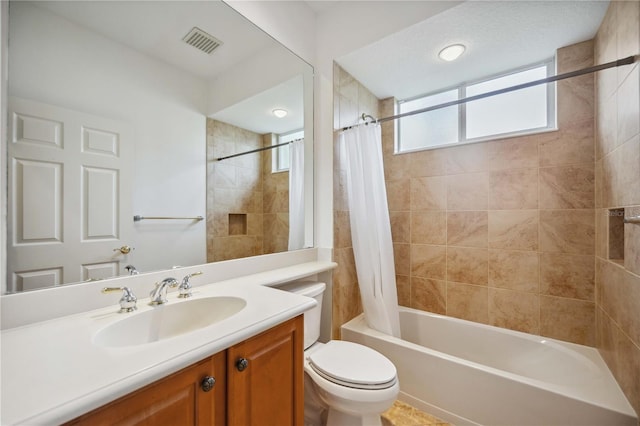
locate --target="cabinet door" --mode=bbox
[227,315,304,426]
[66,351,226,426]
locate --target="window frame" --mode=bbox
[272,129,304,173]
[396,59,557,154]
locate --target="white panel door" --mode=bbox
[7,97,134,292]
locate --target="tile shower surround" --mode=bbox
[594,0,640,417]
[333,1,639,416]
[334,39,598,344]
[206,119,289,262]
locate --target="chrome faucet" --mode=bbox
[102,286,137,313]
[124,264,139,275]
[178,271,203,298]
[149,277,178,305]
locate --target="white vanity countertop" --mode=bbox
[0,275,321,425]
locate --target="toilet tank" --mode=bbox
[276,281,326,349]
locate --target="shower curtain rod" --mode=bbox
[341,55,638,131]
[214,137,303,162]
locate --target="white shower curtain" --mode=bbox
[288,139,305,250]
[340,124,401,338]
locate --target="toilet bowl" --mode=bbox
[277,282,399,426]
[304,340,399,425]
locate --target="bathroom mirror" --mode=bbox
[3,0,314,293]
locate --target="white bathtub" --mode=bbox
[342,307,637,426]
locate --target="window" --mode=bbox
[399,89,458,151]
[397,61,555,153]
[273,129,304,173]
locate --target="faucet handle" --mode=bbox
[102,286,137,313]
[153,277,178,289]
[149,277,178,305]
[178,272,203,298]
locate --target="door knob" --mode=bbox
[113,245,134,255]
[201,376,216,392]
[236,358,249,372]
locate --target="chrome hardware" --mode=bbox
[178,271,203,298]
[102,287,137,313]
[201,376,216,392]
[215,140,298,162]
[113,245,134,255]
[236,358,249,372]
[133,215,204,222]
[361,112,378,123]
[124,264,139,275]
[149,277,179,305]
[624,215,640,224]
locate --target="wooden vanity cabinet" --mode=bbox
[227,315,304,426]
[66,351,227,426]
[66,315,303,426]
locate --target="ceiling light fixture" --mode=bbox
[272,109,288,118]
[438,44,466,62]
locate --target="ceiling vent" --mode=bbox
[182,27,223,55]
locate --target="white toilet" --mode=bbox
[278,281,399,426]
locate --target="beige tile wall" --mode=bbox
[207,122,292,262]
[333,41,603,346]
[332,63,380,338]
[331,4,639,417]
[382,40,597,346]
[206,119,264,262]
[594,1,640,416]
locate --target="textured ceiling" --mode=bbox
[336,1,609,100]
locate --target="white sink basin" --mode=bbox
[93,296,247,348]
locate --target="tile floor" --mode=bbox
[381,400,452,426]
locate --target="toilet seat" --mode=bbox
[307,341,397,390]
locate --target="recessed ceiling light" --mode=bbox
[272,109,288,118]
[438,44,466,62]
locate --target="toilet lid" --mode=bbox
[308,341,397,390]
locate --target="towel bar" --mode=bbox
[133,215,204,222]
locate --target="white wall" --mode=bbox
[1,1,8,295]
[224,0,316,66]
[8,3,208,277]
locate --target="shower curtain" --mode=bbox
[288,139,305,250]
[340,124,401,338]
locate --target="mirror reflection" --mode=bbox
[5,0,314,293]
